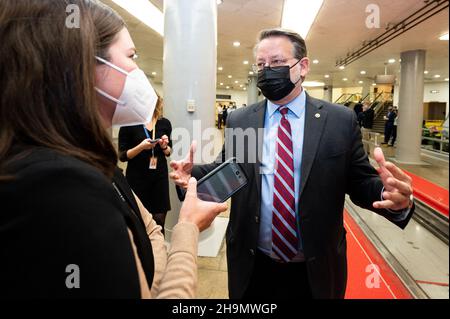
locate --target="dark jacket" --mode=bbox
[191,94,414,299]
[0,147,154,298]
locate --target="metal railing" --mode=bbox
[421,128,449,154]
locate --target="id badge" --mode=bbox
[149,156,158,170]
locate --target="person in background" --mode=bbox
[222,105,229,127]
[382,106,396,145]
[354,100,363,116]
[0,0,227,298]
[357,103,366,127]
[119,95,172,235]
[217,104,223,129]
[389,106,398,147]
[362,101,374,129]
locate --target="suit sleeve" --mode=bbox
[5,164,141,298]
[346,111,414,229]
[118,126,133,162]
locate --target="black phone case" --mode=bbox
[196,157,248,203]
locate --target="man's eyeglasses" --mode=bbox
[252,58,298,72]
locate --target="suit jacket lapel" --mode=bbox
[249,100,267,201]
[299,94,327,200]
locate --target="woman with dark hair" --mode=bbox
[0,0,227,298]
[119,95,173,235]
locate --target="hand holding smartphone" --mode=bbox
[195,158,248,203]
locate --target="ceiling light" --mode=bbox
[282,0,324,38]
[243,61,249,65]
[220,83,224,86]
[233,41,240,47]
[228,75,232,78]
[434,75,441,78]
[388,59,396,64]
[226,86,230,89]
[249,71,254,75]
[112,0,164,36]
[343,78,348,81]
[218,67,223,71]
[339,66,345,70]
[439,33,449,41]
[445,78,449,81]
[424,70,429,74]
[372,83,377,86]
[240,84,243,88]
[235,80,239,84]
[324,74,330,78]
[360,71,366,75]
[312,59,319,64]
[151,72,157,76]
[358,81,364,84]
[303,81,325,87]
[244,88,247,91]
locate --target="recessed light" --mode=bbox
[439,33,449,41]
[339,66,345,70]
[243,61,249,65]
[218,66,223,71]
[372,83,377,86]
[324,74,330,78]
[220,82,224,86]
[312,59,319,64]
[151,72,157,76]
[343,78,348,81]
[358,81,364,84]
[226,86,230,89]
[445,78,449,81]
[434,74,441,78]
[360,71,366,75]
[424,71,429,74]
[388,59,396,64]
[240,84,243,88]
[228,75,232,78]
[233,41,240,47]
[235,80,239,84]
[243,88,247,90]
[249,71,254,75]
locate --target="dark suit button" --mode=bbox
[255,216,259,223]
[249,249,255,256]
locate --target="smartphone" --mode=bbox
[148,138,160,143]
[196,158,248,203]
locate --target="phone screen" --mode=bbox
[196,160,247,203]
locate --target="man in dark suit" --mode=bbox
[170,28,414,299]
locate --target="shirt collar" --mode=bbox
[267,89,306,119]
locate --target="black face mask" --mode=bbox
[257,60,301,101]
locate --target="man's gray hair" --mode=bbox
[254,28,308,59]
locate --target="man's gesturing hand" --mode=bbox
[169,141,196,189]
[372,147,413,211]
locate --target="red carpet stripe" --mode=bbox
[344,210,413,299]
[403,170,449,217]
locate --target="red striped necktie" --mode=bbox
[272,106,299,262]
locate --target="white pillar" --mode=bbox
[163,0,218,242]
[323,85,333,102]
[396,50,426,164]
[247,75,258,105]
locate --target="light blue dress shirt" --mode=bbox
[258,91,306,261]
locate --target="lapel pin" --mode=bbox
[315,113,321,118]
